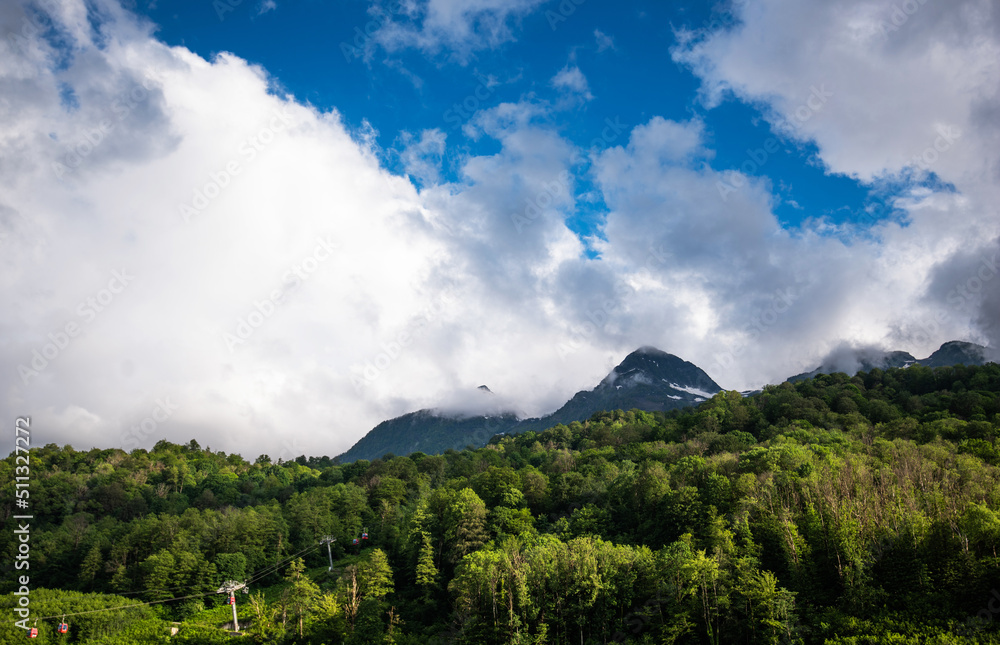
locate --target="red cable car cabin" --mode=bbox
[28,627,38,638]
[228,595,235,605]
[362,532,368,540]
[58,623,69,634]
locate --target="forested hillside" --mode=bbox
[4,363,1000,643]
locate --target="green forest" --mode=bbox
[4,363,1000,644]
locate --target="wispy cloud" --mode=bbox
[594,29,615,52]
[551,65,593,101]
[368,0,547,63]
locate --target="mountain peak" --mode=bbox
[789,339,996,382]
[633,345,670,355]
[506,348,723,435]
[919,340,997,368]
[601,348,721,392]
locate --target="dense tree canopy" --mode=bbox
[3,363,1000,643]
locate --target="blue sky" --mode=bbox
[138,0,879,241]
[1,0,997,457]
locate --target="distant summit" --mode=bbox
[520,347,721,431]
[788,348,917,383]
[336,408,520,464]
[601,346,721,395]
[339,347,721,462]
[340,340,997,463]
[789,340,996,382]
[919,340,998,368]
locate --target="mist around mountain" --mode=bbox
[516,347,721,433]
[336,409,521,464]
[788,340,997,383]
[920,340,1000,368]
[339,347,721,463]
[5,362,1000,643]
[340,340,998,463]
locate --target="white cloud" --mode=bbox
[0,0,606,458]
[672,0,1000,185]
[2,0,998,460]
[594,29,615,53]
[0,0,453,457]
[369,0,547,63]
[550,65,593,101]
[399,128,447,186]
[668,0,1000,356]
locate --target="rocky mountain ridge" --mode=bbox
[337,340,997,462]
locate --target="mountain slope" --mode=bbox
[788,339,998,382]
[340,340,997,463]
[337,409,520,463]
[338,347,721,462]
[788,348,917,383]
[919,340,998,367]
[519,347,722,431]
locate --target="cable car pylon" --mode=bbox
[216,580,247,632]
[319,536,336,571]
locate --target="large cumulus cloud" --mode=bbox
[2,0,998,458]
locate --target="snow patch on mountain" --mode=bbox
[665,381,717,399]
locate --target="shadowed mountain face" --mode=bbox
[919,340,998,368]
[517,347,722,432]
[339,340,997,463]
[336,409,521,464]
[338,347,721,463]
[788,340,998,383]
[788,350,917,383]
